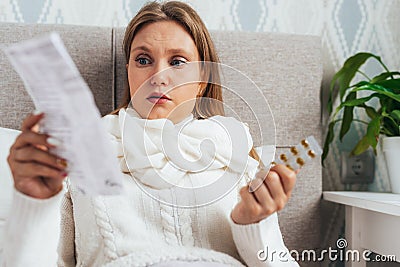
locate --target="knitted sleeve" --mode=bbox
[1,189,63,267]
[57,190,76,267]
[229,213,299,267]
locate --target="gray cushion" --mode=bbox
[0,23,114,129]
[211,31,323,147]
[114,27,128,109]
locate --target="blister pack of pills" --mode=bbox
[272,135,322,171]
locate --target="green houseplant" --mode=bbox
[322,52,400,191]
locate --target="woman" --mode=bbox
[4,1,298,266]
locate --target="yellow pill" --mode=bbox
[280,154,288,161]
[301,139,309,148]
[308,150,316,158]
[296,157,305,166]
[290,146,298,155]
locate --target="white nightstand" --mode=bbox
[323,191,400,266]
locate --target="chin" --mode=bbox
[146,111,170,120]
[134,104,169,120]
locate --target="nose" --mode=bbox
[150,63,170,87]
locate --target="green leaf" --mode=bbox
[341,94,377,107]
[339,92,356,141]
[380,126,394,136]
[350,80,370,88]
[380,98,394,113]
[352,84,400,103]
[350,135,371,156]
[382,114,400,136]
[366,116,380,149]
[337,53,379,99]
[371,71,400,83]
[328,52,379,115]
[390,110,400,122]
[375,79,400,93]
[362,104,379,119]
[351,116,381,156]
[322,120,337,166]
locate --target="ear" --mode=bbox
[126,63,129,70]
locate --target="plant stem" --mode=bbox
[331,118,369,125]
[357,70,371,81]
[375,57,393,78]
[353,119,369,125]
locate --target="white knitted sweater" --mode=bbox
[2,109,298,267]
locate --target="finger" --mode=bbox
[249,169,269,192]
[21,112,44,132]
[13,146,67,171]
[40,176,65,193]
[12,131,59,150]
[264,171,288,210]
[13,162,67,180]
[239,186,261,211]
[240,186,263,218]
[32,124,40,133]
[250,178,275,211]
[14,175,65,199]
[270,164,297,195]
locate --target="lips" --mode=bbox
[146,92,171,104]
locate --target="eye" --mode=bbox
[135,56,151,66]
[171,58,187,67]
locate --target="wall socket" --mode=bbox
[341,150,375,184]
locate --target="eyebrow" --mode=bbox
[131,46,195,58]
[131,46,151,53]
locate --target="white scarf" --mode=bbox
[103,108,259,193]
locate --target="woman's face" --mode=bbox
[127,20,203,123]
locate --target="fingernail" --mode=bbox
[248,184,255,193]
[248,181,257,193]
[57,158,68,168]
[33,110,43,116]
[60,171,68,178]
[47,137,63,147]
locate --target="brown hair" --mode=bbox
[113,1,261,164]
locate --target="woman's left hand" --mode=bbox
[231,164,297,225]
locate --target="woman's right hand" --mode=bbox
[7,112,68,199]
